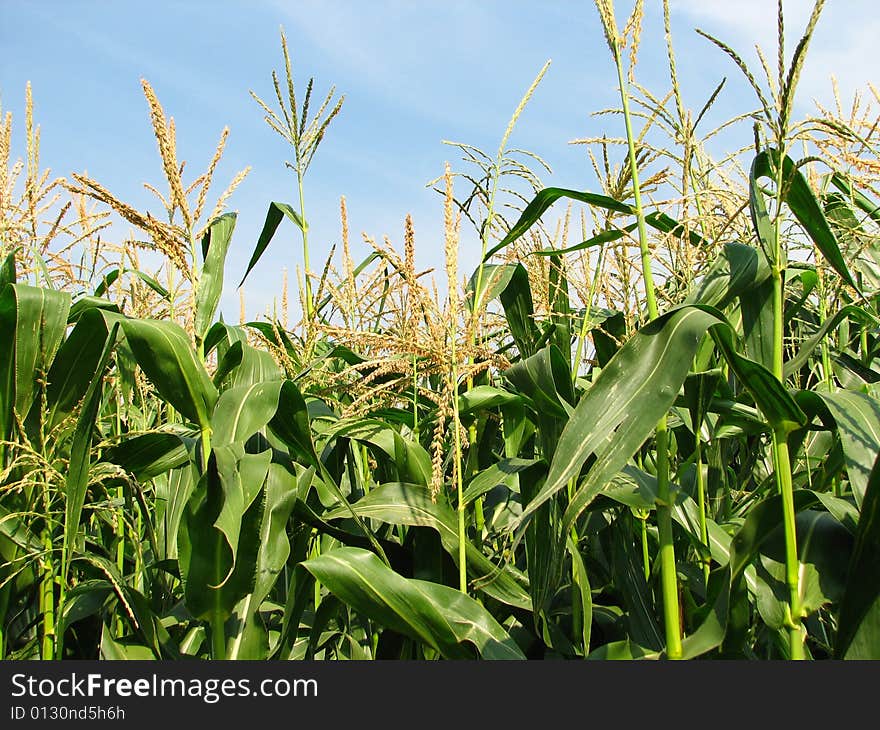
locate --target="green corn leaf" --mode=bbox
[213,340,284,390]
[323,482,531,610]
[101,430,193,482]
[57,580,114,639]
[729,490,821,582]
[0,251,15,288]
[226,463,298,659]
[505,344,574,421]
[610,519,663,650]
[323,419,431,486]
[62,320,119,585]
[497,263,540,359]
[531,226,630,257]
[155,466,194,562]
[178,448,270,624]
[195,212,237,344]
[301,546,526,659]
[836,453,880,658]
[784,305,878,379]
[120,318,218,430]
[567,535,592,653]
[485,189,704,261]
[268,380,390,565]
[211,380,285,447]
[66,296,120,324]
[0,500,42,552]
[0,284,71,434]
[239,202,307,288]
[94,268,170,300]
[752,149,858,290]
[547,251,572,361]
[830,172,880,226]
[204,320,249,356]
[519,305,804,537]
[686,242,772,310]
[815,390,880,508]
[678,565,732,660]
[462,457,543,506]
[467,263,518,312]
[212,446,273,586]
[755,510,851,628]
[484,188,632,261]
[78,554,175,658]
[46,307,118,430]
[457,385,521,415]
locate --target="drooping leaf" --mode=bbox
[484,188,632,261]
[239,202,307,288]
[323,482,531,610]
[497,263,540,359]
[519,305,804,537]
[815,390,880,508]
[120,318,218,430]
[302,546,525,659]
[686,242,772,310]
[101,430,194,482]
[752,150,858,290]
[462,457,543,506]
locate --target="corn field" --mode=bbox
[2,0,880,661]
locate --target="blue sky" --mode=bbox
[2,0,876,320]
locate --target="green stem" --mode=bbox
[773,429,805,659]
[211,613,226,661]
[40,533,56,660]
[695,432,710,584]
[567,478,583,643]
[412,354,419,433]
[451,347,467,594]
[572,242,608,381]
[297,171,313,322]
[114,391,125,636]
[770,147,804,659]
[815,269,839,495]
[655,420,682,659]
[616,45,682,658]
[312,533,322,612]
[617,58,659,321]
[640,516,650,581]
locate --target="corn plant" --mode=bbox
[2,0,880,662]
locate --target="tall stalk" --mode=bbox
[296,174,313,320]
[443,164,468,594]
[766,0,826,660]
[600,0,683,658]
[451,348,467,594]
[695,0,827,660]
[465,61,550,540]
[768,152,805,658]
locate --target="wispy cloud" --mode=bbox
[671,0,879,108]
